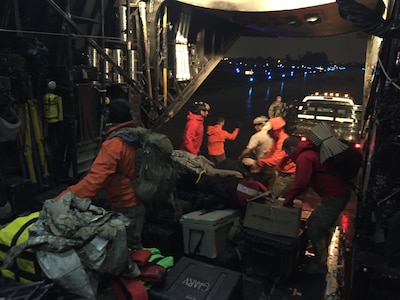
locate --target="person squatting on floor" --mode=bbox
[282,122,353,274]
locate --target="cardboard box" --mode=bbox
[180,209,240,258]
[243,199,301,238]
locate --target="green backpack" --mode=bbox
[107,126,178,212]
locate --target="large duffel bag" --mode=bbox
[0,211,45,283]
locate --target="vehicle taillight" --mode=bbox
[353,142,362,150]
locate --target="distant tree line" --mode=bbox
[286,51,329,66]
[234,51,331,66]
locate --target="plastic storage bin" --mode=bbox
[243,228,303,282]
[180,209,240,258]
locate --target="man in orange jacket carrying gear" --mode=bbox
[206,117,239,166]
[250,116,292,190]
[57,98,145,251]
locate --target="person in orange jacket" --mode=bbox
[57,98,145,251]
[179,101,210,155]
[270,136,297,199]
[206,117,239,166]
[250,116,289,189]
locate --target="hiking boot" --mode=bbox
[301,263,328,275]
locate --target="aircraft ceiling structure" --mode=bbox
[177,0,380,37]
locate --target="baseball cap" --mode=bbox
[253,116,268,125]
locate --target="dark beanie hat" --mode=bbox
[283,136,300,151]
[282,136,300,156]
[109,99,132,123]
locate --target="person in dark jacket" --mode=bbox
[282,123,353,275]
[57,98,145,252]
[207,117,239,165]
[180,101,210,155]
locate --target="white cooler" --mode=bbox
[180,209,240,258]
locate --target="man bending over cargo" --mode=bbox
[57,99,145,254]
[282,122,353,275]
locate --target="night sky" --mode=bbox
[226,32,368,63]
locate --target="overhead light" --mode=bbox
[285,16,302,27]
[305,13,321,24]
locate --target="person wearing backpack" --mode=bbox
[282,123,354,275]
[57,98,145,253]
[179,101,210,155]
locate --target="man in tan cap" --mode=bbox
[238,116,273,165]
[282,122,353,275]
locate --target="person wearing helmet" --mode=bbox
[238,116,273,165]
[179,101,210,155]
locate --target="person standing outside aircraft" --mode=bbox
[282,122,352,275]
[180,101,210,155]
[57,98,145,251]
[238,116,273,164]
[207,117,239,166]
[268,95,285,118]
